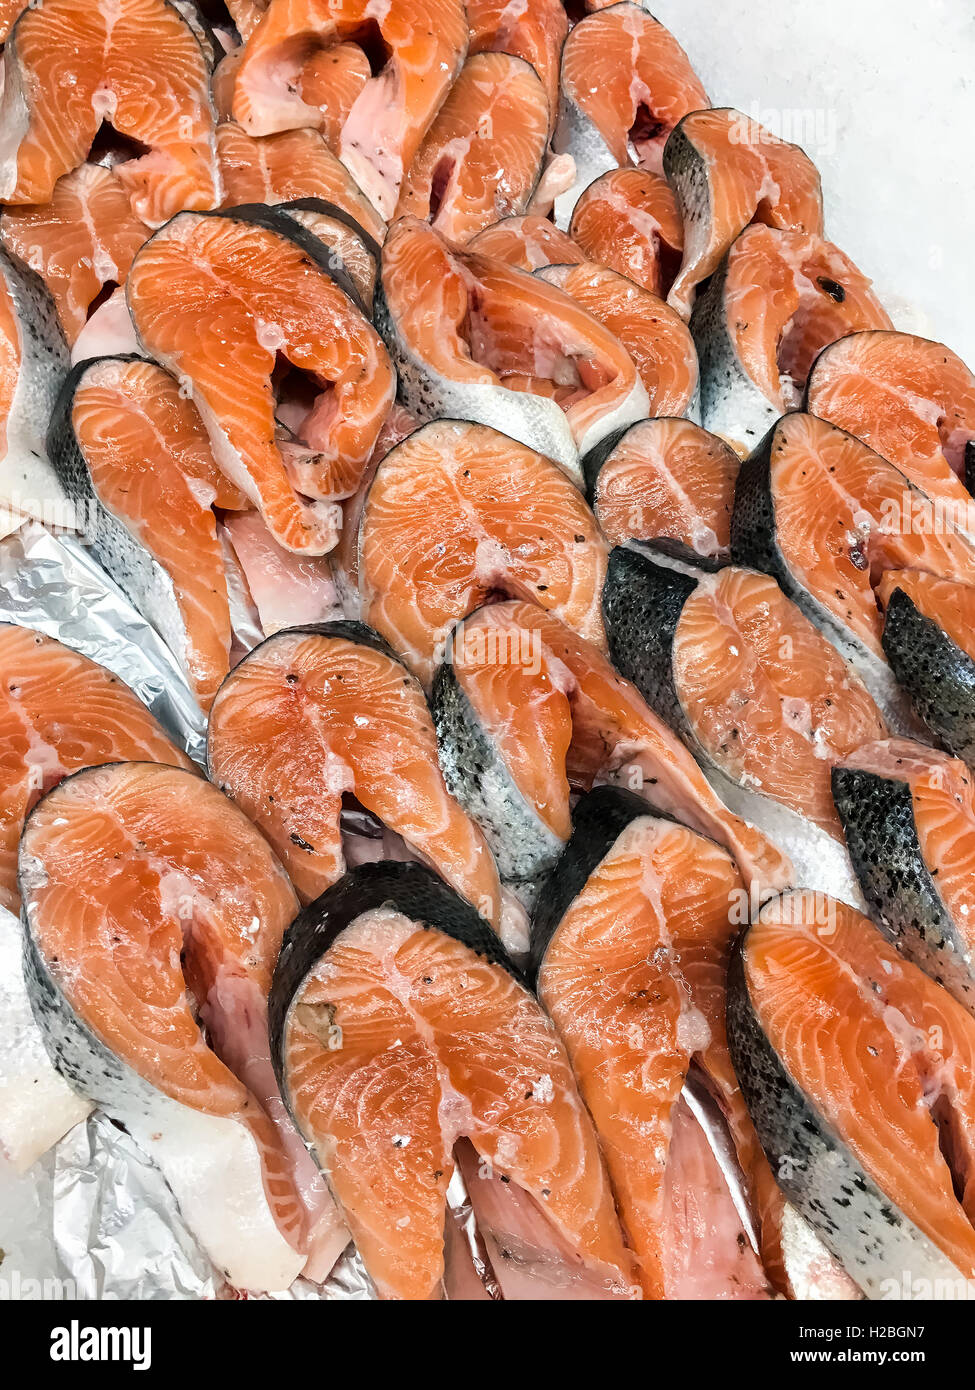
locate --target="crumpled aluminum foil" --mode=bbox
[0,522,206,764]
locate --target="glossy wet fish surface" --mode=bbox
[2,0,974,1308]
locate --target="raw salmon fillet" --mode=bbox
[665,108,824,318]
[49,356,249,712]
[533,788,775,1298]
[537,260,698,417]
[558,2,708,184]
[0,624,192,913]
[0,0,219,224]
[467,215,586,272]
[807,329,975,523]
[395,52,550,245]
[357,419,608,688]
[207,620,506,930]
[231,0,469,219]
[21,761,349,1291]
[586,416,740,565]
[126,208,394,551]
[433,599,793,898]
[269,860,635,1300]
[570,167,683,299]
[0,164,148,345]
[377,216,648,476]
[215,123,386,243]
[466,0,568,131]
[731,891,975,1293]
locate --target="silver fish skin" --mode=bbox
[727,920,970,1299]
[0,247,70,519]
[602,544,868,909]
[690,250,782,450]
[0,902,91,1172]
[432,651,565,904]
[45,355,199,706]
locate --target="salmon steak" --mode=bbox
[0,623,192,913]
[532,785,777,1298]
[728,890,975,1296]
[833,739,975,1012]
[731,411,975,735]
[357,419,608,687]
[207,620,507,934]
[604,547,886,903]
[394,52,550,246]
[554,2,708,225]
[0,164,149,346]
[467,0,568,133]
[806,329,975,524]
[48,355,249,712]
[569,166,684,299]
[537,260,699,418]
[126,206,394,551]
[1,0,973,1308]
[877,570,975,765]
[0,0,219,224]
[693,225,893,450]
[467,215,586,273]
[432,599,792,900]
[21,761,350,1291]
[584,416,740,567]
[268,859,635,1300]
[231,0,469,219]
[664,108,824,320]
[0,245,69,522]
[215,123,387,244]
[377,217,648,477]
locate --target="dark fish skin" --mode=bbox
[580,422,630,505]
[528,784,668,983]
[279,197,383,265]
[965,440,975,497]
[831,764,975,1007]
[729,418,795,579]
[602,543,697,742]
[882,587,975,765]
[730,414,923,736]
[662,113,709,232]
[726,926,965,1297]
[432,659,564,890]
[269,861,524,1101]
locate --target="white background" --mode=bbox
[652,0,975,365]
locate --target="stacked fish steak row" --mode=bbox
[0,0,973,1301]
